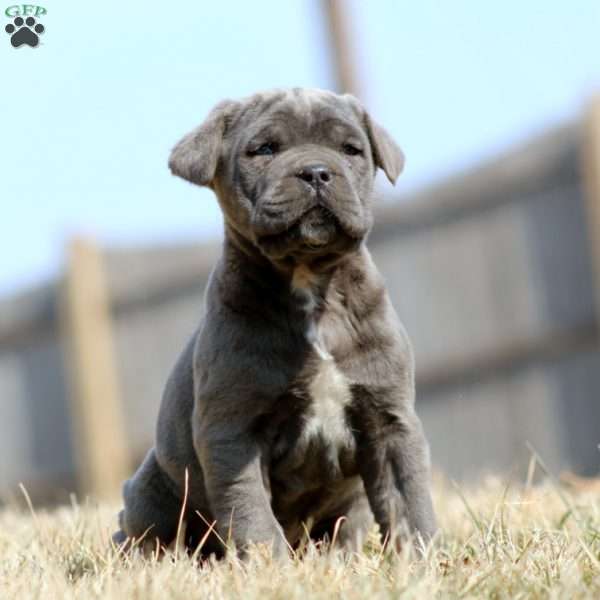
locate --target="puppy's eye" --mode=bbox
[248,142,279,157]
[342,143,363,156]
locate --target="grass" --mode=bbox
[1,473,599,599]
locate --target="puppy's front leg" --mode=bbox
[195,432,287,558]
[353,406,437,550]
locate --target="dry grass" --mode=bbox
[1,474,599,599]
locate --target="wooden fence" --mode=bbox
[1,99,599,502]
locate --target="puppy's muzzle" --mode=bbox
[250,154,370,263]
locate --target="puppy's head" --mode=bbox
[169,89,404,269]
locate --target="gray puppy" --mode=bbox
[113,88,436,558]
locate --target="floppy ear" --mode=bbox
[168,99,237,187]
[364,113,405,185]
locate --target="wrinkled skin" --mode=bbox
[113,88,436,559]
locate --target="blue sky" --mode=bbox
[1,0,599,295]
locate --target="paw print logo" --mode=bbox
[5,16,45,48]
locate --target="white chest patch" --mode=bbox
[303,341,353,450]
[291,265,353,451]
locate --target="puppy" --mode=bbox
[113,88,436,558]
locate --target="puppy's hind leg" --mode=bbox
[334,492,375,552]
[308,491,374,553]
[113,448,183,553]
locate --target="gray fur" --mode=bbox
[113,88,436,558]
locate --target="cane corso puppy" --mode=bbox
[113,88,436,558]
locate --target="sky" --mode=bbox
[1,0,599,295]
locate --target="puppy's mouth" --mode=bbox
[255,204,361,262]
[295,205,340,249]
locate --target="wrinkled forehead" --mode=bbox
[231,88,364,137]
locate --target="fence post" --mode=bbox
[62,237,130,498]
[321,0,360,97]
[582,96,600,325]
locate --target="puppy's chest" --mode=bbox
[300,320,353,447]
[286,284,356,465]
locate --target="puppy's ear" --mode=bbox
[364,113,405,185]
[168,99,238,187]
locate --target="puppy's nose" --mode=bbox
[296,164,332,188]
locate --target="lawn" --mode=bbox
[1,473,599,599]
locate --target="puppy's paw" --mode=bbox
[239,537,291,563]
[111,529,131,553]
